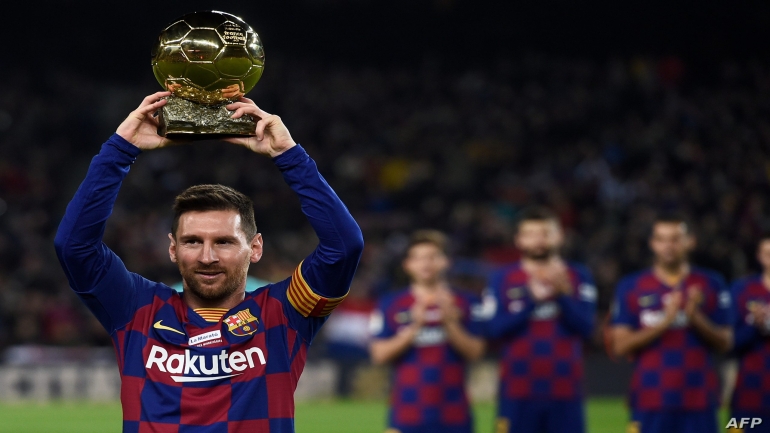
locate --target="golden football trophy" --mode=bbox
[151,11,265,137]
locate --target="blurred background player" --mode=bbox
[486,206,597,433]
[610,215,732,433]
[729,234,770,433]
[369,230,485,433]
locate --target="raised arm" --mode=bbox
[731,282,764,353]
[225,99,364,334]
[54,92,173,333]
[555,269,597,340]
[369,305,423,365]
[484,271,535,340]
[610,282,681,357]
[439,292,486,362]
[685,281,733,354]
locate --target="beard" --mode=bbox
[656,254,687,271]
[521,246,556,261]
[180,264,247,303]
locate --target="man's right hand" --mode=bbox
[409,300,427,328]
[750,303,770,332]
[663,290,683,325]
[116,92,175,150]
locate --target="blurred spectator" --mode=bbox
[321,275,376,397]
[1,54,770,350]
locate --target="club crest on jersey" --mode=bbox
[638,294,657,307]
[225,309,259,336]
[507,287,526,299]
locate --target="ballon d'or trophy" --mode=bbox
[151,11,265,137]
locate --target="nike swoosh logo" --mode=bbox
[153,320,185,335]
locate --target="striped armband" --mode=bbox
[286,262,347,317]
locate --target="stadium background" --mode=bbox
[1,0,770,431]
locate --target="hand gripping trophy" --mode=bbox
[151,10,265,137]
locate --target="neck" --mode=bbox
[183,288,246,311]
[653,261,690,286]
[410,279,448,294]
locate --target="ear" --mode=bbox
[439,255,452,273]
[168,233,177,263]
[250,233,264,263]
[552,223,565,247]
[686,234,697,251]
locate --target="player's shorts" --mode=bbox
[496,398,585,433]
[385,423,472,433]
[630,409,717,433]
[728,411,770,433]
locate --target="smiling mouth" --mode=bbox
[195,271,224,279]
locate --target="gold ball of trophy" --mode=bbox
[151,11,265,137]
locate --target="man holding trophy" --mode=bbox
[55,11,364,432]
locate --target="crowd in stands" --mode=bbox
[1,54,769,353]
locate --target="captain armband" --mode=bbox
[286,262,347,317]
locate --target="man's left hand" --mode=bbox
[223,98,297,158]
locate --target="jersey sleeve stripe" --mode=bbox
[286,261,348,317]
[289,273,316,310]
[287,284,314,315]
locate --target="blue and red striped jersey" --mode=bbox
[55,135,363,433]
[486,262,597,401]
[611,268,731,411]
[730,276,770,414]
[370,289,484,432]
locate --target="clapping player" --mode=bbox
[54,92,363,432]
[729,235,770,433]
[369,230,486,433]
[610,215,732,433]
[486,207,597,433]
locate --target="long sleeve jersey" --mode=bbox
[730,276,770,416]
[611,268,731,411]
[54,134,364,433]
[486,262,597,403]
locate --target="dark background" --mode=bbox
[7,0,770,69]
[2,0,770,397]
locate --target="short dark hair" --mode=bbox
[171,184,257,239]
[515,206,559,231]
[406,229,450,256]
[652,212,691,234]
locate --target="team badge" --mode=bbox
[395,311,410,324]
[638,294,656,307]
[507,287,525,299]
[224,309,260,336]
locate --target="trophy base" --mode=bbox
[157,96,256,139]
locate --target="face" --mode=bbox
[757,239,770,271]
[169,210,262,303]
[515,219,563,261]
[402,243,449,285]
[649,222,694,267]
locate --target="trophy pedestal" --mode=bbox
[157,96,256,138]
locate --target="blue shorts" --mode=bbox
[387,424,471,433]
[496,399,585,433]
[729,411,770,433]
[631,409,717,433]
